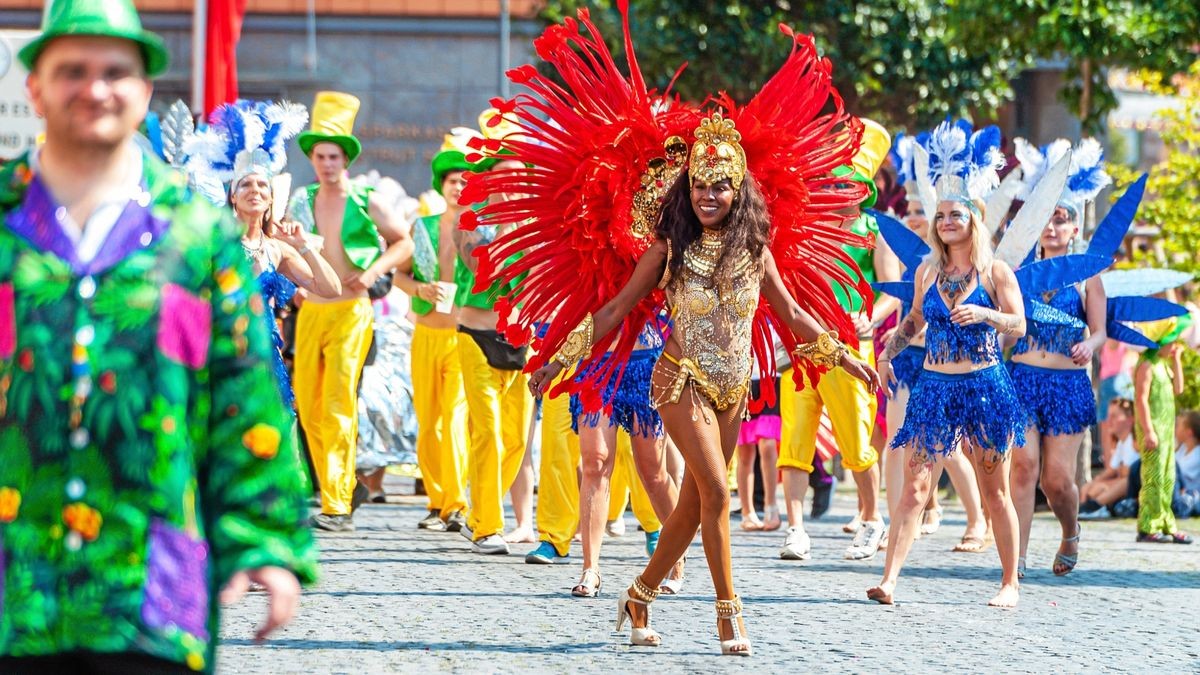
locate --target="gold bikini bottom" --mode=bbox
[651,351,748,413]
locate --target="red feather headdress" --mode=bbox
[461,4,872,413]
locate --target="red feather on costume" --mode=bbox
[458,5,699,412]
[462,6,873,414]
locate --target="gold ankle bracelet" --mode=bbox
[632,576,660,603]
[715,595,743,618]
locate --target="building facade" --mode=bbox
[0,1,542,195]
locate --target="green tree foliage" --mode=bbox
[946,0,1200,134]
[537,0,1019,129]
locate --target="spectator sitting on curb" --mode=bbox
[1079,399,1138,519]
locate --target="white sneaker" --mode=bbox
[845,520,885,560]
[780,526,811,560]
[471,534,510,555]
[606,518,626,537]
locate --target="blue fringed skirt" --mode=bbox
[890,345,926,394]
[1008,362,1096,436]
[570,349,662,438]
[891,364,1027,458]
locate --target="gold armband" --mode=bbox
[554,313,595,368]
[792,331,847,370]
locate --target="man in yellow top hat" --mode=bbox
[0,0,318,672]
[287,91,413,533]
[778,118,896,563]
[392,128,476,532]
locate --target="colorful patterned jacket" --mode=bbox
[0,150,318,672]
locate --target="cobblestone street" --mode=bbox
[219,492,1200,673]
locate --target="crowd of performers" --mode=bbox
[1,0,1197,670]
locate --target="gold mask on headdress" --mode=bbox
[688,112,747,191]
[631,135,688,239]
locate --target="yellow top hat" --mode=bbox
[853,119,892,182]
[297,91,362,163]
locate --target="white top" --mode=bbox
[1109,435,1139,470]
[30,145,145,264]
[1176,443,1200,492]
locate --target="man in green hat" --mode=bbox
[286,91,413,533]
[393,128,474,532]
[0,1,317,672]
[778,119,895,565]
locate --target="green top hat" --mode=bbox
[297,91,363,164]
[430,127,478,194]
[20,0,170,77]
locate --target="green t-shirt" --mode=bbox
[832,212,878,313]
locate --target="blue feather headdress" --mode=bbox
[183,99,308,206]
[917,118,1006,207]
[1015,137,1111,217]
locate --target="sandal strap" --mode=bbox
[631,576,660,603]
[579,568,601,586]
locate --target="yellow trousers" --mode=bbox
[294,298,374,515]
[458,333,532,540]
[411,324,469,518]
[536,387,580,555]
[779,340,878,473]
[606,431,662,533]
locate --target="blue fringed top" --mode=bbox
[257,260,297,410]
[923,280,1001,365]
[1012,285,1085,357]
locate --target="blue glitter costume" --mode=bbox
[570,325,663,438]
[1009,284,1096,436]
[256,257,298,411]
[890,345,926,392]
[891,280,1027,457]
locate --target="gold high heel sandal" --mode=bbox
[616,576,661,647]
[716,596,752,656]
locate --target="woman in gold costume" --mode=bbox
[529,114,880,656]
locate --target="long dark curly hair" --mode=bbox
[656,173,771,285]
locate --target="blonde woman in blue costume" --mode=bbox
[870,121,1028,608]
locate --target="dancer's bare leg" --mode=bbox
[868,443,934,604]
[627,380,746,650]
[884,388,910,519]
[944,449,987,541]
[664,436,685,488]
[1041,431,1084,574]
[966,443,1020,608]
[1011,426,1041,560]
[760,439,781,529]
[782,467,808,528]
[736,443,762,527]
[574,419,618,595]
[631,431,685,585]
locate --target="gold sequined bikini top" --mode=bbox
[659,230,763,410]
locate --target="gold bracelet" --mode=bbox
[553,313,595,368]
[792,331,847,370]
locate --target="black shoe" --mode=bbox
[811,481,833,520]
[351,481,369,513]
[418,509,445,530]
[444,510,467,533]
[311,513,355,532]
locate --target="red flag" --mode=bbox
[204,0,247,116]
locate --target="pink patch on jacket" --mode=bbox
[0,283,14,360]
[157,283,211,369]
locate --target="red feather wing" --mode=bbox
[459,7,700,407]
[722,27,875,396]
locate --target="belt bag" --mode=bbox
[459,326,527,371]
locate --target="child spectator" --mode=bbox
[1079,399,1139,519]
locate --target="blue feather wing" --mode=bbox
[1101,268,1194,297]
[872,280,915,304]
[1014,254,1110,295]
[871,209,928,272]
[1108,321,1158,349]
[1108,296,1188,323]
[1087,174,1146,260]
